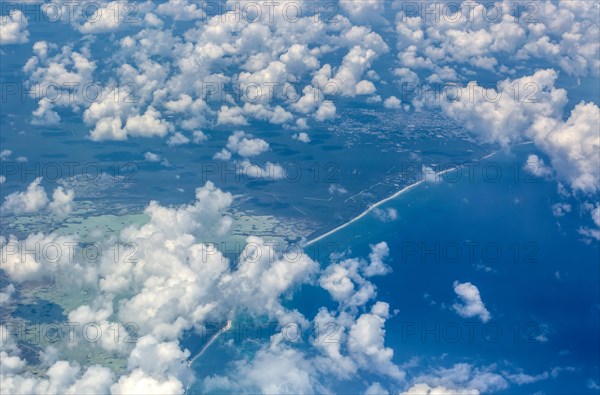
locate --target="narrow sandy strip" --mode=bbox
[303,147,519,247]
[305,172,447,247]
[187,320,233,367]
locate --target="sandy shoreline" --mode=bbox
[187,320,233,367]
[303,146,518,247]
[305,168,452,247]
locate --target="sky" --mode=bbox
[0,1,599,394]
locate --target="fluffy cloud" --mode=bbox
[292,132,311,143]
[452,281,491,323]
[213,149,232,161]
[86,105,172,141]
[0,359,115,395]
[204,336,318,394]
[409,363,508,394]
[1,177,49,215]
[206,298,405,392]
[319,242,391,307]
[579,202,600,240]
[1,179,331,392]
[366,241,391,277]
[0,149,12,159]
[23,42,96,126]
[221,236,319,321]
[329,46,383,97]
[348,302,404,380]
[242,103,293,125]
[59,181,318,345]
[144,152,161,162]
[22,36,180,140]
[280,44,320,75]
[218,106,248,126]
[48,186,75,218]
[384,96,402,109]
[440,70,600,198]
[1,178,75,218]
[530,101,600,193]
[0,10,29,44]
[236,160,286,180]
[524,154,553,178]
[18,1,401,137]
[402,383,479,395]
[167,132,191,146]
[3,194,405,393]
[0,232,81,283]
[320,261,366,305]
[395,1,599,78]
[205,247,404,392]
[373,207,398,222]
[439,69,567,146]
[110,369,184,395]
[340,0,386,25]
[192,130,208,144]
[315,100,336,121]
[155,0,205,21]
[226,131,269,157]
[329,184,348,195]
[123,107,171,138]
[505,371,549,385]
[365,382,389,395]
[591,205,600,228]
[76,1,141,34]
[0,284,15,305]
[552,203,572,217]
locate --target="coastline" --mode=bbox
[303,146,521,247]
[304,177,428,247]
[187,320,233,367]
